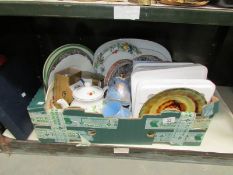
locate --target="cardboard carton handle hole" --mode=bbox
[88,129,96,136]
[147,131,156,138]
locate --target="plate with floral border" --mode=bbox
[93,41,141,76]
[94,38,172,65]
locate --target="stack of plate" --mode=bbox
[43,44,95,90]
[93,39,172,85]
[131,63,216,118]
[43,39,172,90]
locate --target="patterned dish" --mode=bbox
[124,38,172,61]
[94,39,172,66]
[139,88,207,118]
[43,44,94,89]
[93,41,141,76]
[104,59,133,86]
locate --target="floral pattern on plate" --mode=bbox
[133,55,163,62]
[104,59,133,86]
[94,42,141,75]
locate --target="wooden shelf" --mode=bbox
[1,139,233,166]
[0,0,233,168]
[0,1,233,26]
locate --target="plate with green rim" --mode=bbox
[43,44,93,87]
[44,49,95,89]
[44,46,93,83]
[43,44,76,83]
[43,44,94,89]
[43,44,94,84]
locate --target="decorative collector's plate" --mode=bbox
[139,88,207,118]
[43,44,94,89]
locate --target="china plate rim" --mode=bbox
[43,44,94,88]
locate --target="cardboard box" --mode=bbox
[54,68,81,106]
[28,88,219,145]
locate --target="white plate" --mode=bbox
[124,38,172,61]
[133,79,216,118]
[94,38,172,63]
[131,64,208,114]
[93,41,141,76]
[94,39,129,62]
[48,54,95,87]
[43,44,94,88]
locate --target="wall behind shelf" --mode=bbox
[0,16,232,91]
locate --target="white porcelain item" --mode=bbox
[132,79,216,118]
[70,99,103,114]
[47,54,95,87]
[94,38,172,63]
[124,38,172,61]
[93,41,141,76]
[94,39,130,63]
[70,82,105,113]
[43,44,94,88]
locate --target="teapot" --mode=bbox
[70,82,105,113]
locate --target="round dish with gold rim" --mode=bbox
[139,88,207,118]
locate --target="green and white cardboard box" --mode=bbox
[27,88,219,146]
